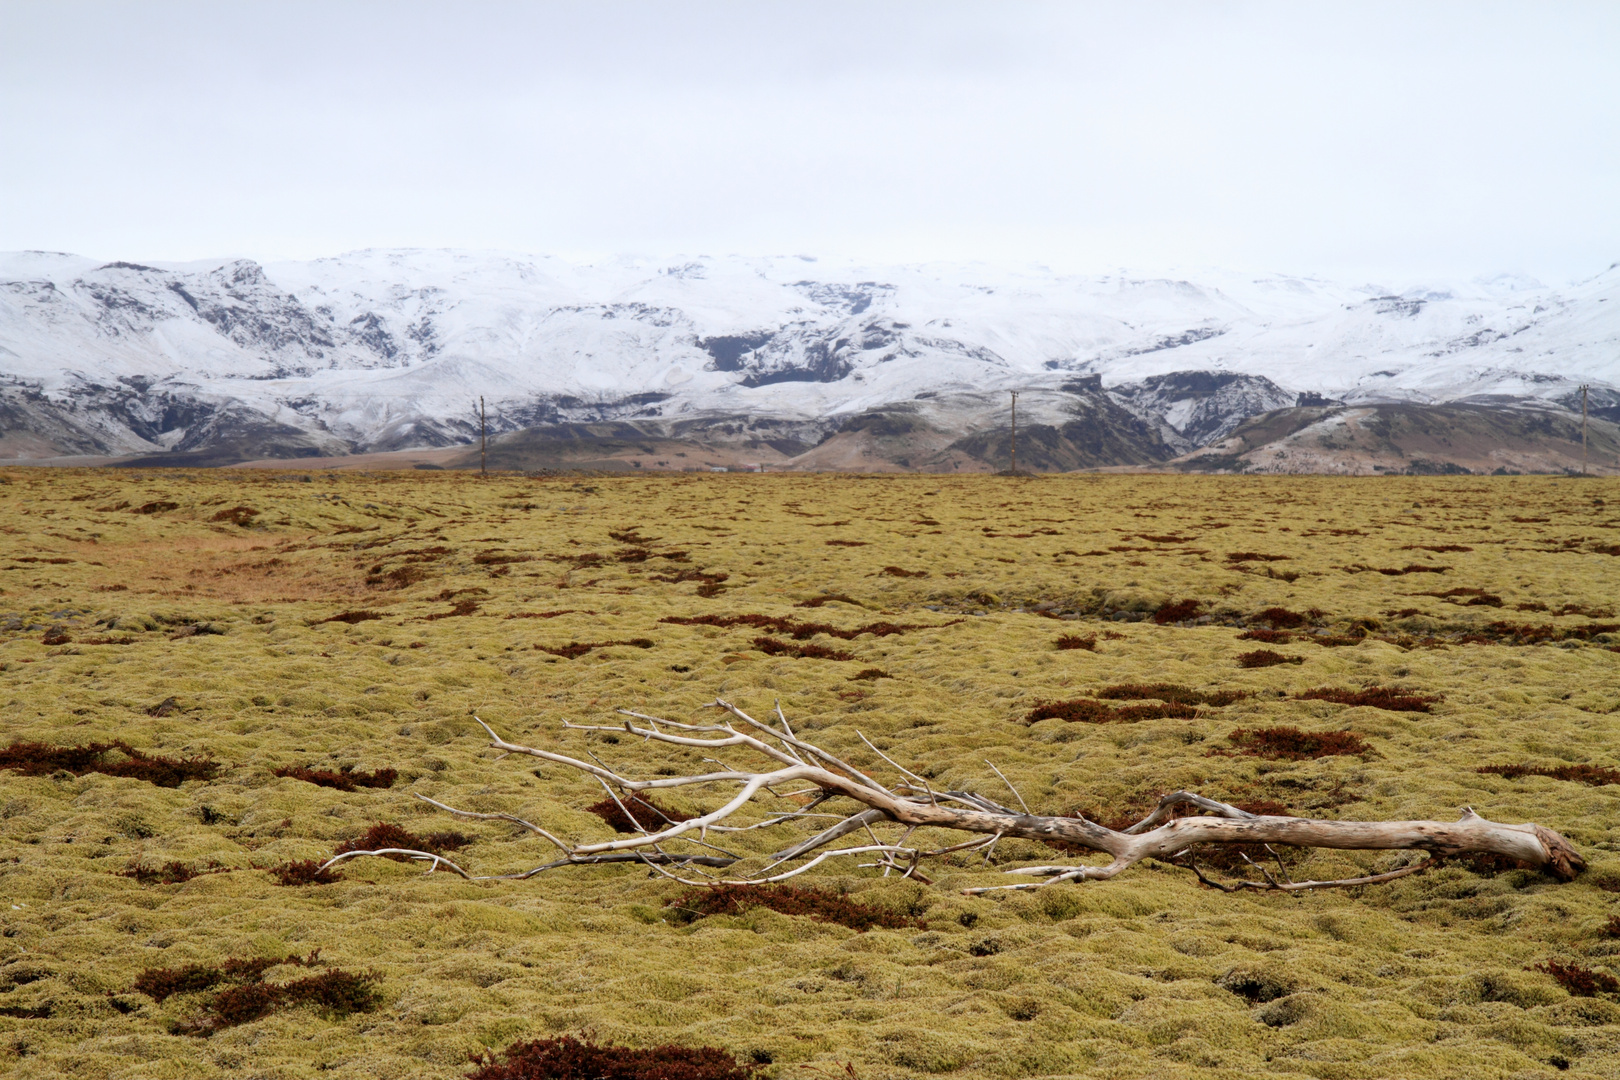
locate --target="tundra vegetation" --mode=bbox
[0,468,1616,1078]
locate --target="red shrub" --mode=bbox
[849,668,892,681]
[1237,649,1303,668]
[1094,683,1248,707]
[585,795,694,833]
[535,639,654,659]
[1153,599,1202,624]
[1295,687,1441,712]
[1531,960,1620,997]
[118,861,231,886]
[1054,633,1096,651]
[332,822,473,859]
[752,636,855,661]
[1237,629,1293,643]
[0,740,218,787]
[1255,607,1307,628]
[1217,726,1370,760]
[1477,763,1620,787]
[467,1035,756,1080]
[268,860,344,886]
[273,764,397,791]
[1025,699,1198,724]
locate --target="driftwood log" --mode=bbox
[323,699,1585,893]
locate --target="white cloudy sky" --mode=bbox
[1,1,1616,280]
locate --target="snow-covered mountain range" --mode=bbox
[1,248,1616,467]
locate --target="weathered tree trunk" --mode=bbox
[322,700,1585,894]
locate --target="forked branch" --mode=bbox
[324,699,1585,894]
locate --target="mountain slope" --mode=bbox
[1,249,1616,468]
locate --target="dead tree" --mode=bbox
[323,700,1585,893]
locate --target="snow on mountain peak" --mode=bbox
[0,248,1615,461]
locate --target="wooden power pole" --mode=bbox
[479,396,488,477]
[1009,390,1019,475]
[1580,384,1589,476]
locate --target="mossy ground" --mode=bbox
[0,469,1617,1079]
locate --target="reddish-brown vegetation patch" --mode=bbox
[1477,763,1620,787]
[505,609,592,619]
[1255,607,1308,629]
[135,951,320,999]
[1216,726,1371,760]
[41,626,71,645]
[133,500,180,514]
[209,506,260,527]
[666,884,922,931]
[649,568,729,596]
[824,540,868,547]
[1025,699,1199,724]
[753,636,855,661]
[1237,649,1304,668]
[849,668,892,681]
[1153,599,1203,624]
[1052,633,1095,651]
[608,529,660,545]
[1484,620,1620,645]
[585,794,694,833]
[1094,683,1249,707]
[796,593,861,608]
[535,638,654,659]
[1227,552,1290,563]
[467,1035,757,1080]
[661,613,952,641]
[879,565,928,577]
[332,822,473,860]
[118,860,232,886]
[1344,564,1450,576]
[1296,687,1441,712]
[0,740,218,787]
[424,599,480,620]
[473,550,535,565]
[1237,628,1294,644]
[273,764,397,792]
[368,565,430,589]
[316,609,385,625]
[1410,587,1502,607]
[1531,960,1620,997]
[268,860,344,886]
[1401,543,1473,553]
[133,951,382,1036]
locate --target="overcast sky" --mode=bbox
[2,1,1617,281]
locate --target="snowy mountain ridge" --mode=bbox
[0,248,1616,463]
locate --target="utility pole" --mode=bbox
[479,396,488,477]
[1580,384,1589,476]
[1009,390,1019,475]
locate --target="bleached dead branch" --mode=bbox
[327,699,1585,893]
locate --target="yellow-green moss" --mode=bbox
[0,469,1615,1078]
